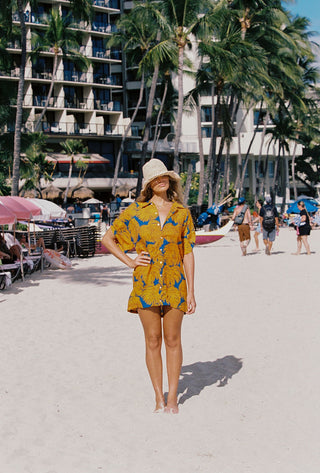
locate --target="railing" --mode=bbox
[7,41,21,49]
[19,94,122,111]
[0,67,20,78]
[91,23,117,34]
[64,70,88,82]
[32,71,53,80]
[94,100,122,111]
[23,121,135,137]
[93,0,120,9]
[93,74,121,85]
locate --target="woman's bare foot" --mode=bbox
[153,398,165,413]
[164,399,179,414]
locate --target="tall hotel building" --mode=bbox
[0,0,139,199]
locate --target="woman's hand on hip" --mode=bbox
[131,251,151,268]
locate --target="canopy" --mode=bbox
[0,196,42,220]
[0,202,16,225]
[28,198,67,220]
[287,200,318,214]
[46,153,110,164]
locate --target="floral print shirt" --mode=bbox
[110,200,195,314]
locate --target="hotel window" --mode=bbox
[201,106,212,122]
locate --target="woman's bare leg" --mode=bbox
[138,307,164,411]
[293,236,302,255]
[254,232,259,250]
[163,307,184,413]
[301,235,311,254]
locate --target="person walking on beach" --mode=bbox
[253,199,264,252]
[102,159,196,414]
[259,196,279,255]
[293,201,312,255]
[232,197,252,256]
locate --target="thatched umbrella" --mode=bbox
[63,185,94,200]
[116,183,133,198]
[42,184,63,200]
[19,188,41,198]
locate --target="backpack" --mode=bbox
[234,205,248,225]
[262,205,275,230]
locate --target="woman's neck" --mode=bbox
[151,193,170,206]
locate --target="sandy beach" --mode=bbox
[1,226,319,473]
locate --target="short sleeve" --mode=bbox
[182,209,195,255]
[110,204,136,253]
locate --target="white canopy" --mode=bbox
[28,198,66,220]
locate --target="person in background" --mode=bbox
[259,196,279,256]
[253,199,264,252]
[18,234,46,251]
[293,200,312,255]
[232,197,252,256]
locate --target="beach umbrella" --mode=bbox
[83,198,102,204]
[296,195,319,206]
[41,184,63,200]
[0,202,16,225]
[28,198,66,220]
[287,200,318,214]
[0,196,41,220]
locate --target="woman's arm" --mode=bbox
[102,228,150,269]
[183,251,196,314]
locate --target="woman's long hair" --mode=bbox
[137,177,185,205]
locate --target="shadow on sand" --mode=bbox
[172,355,243,405]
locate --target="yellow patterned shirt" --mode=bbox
[110,200,195,314]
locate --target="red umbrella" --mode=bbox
[0,196,42,220]
[0,202,16,225]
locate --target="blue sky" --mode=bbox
[287,0,320,37]
[287,0,320,65]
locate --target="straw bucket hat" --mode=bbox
[142,159,180,192]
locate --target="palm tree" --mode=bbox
[159,0,212,173]
[108,2,173,196]
[32,9,90,132]
[19,132,54,196]
[60,139,88,206]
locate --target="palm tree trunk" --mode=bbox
[256,112,268,196]
[137,63,160,195]
[151,76,168,159]
[291,141,298,200]
[205,85,216,207]
[234,107,250,194]
[34,53,58,132]
[173,45,184,174]
[112,72,145,197]
[11,0,27,196]
[183,161,193,206]
[239,103,262,193]
[63,156,74,206]
[196,100,205,206]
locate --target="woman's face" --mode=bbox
[150,175,170,194]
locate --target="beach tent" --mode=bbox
[28,198,66,220]
[286,200,318,214]
[0,196,41,220]
[0,202,16,225]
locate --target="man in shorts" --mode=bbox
[232,197,252,256]
[259,196,279,255]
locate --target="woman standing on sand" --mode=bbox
[102,159,196,414]
[293,201,312,255]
